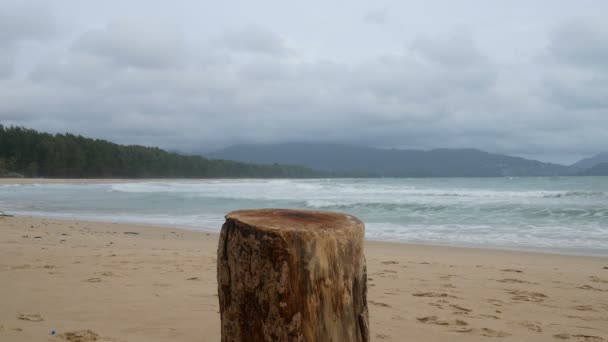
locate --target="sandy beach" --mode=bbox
[0,215,607,342]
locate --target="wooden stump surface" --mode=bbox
[217,209,369,342]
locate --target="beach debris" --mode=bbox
[186,277,200,281]
[59,329,99,342]
[51,329,56,335]
[17,313,44,322]
[123,232,139,235]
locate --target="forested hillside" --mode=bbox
[0,126,323,178]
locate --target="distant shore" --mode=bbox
[1,215,607,341]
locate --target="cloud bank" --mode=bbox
[1,3,607,164]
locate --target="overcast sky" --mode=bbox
[1,0,607,164]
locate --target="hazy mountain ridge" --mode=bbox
[572,152,608,169]
[208,143,578,177]
[580,162,608,176]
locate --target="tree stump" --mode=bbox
[217,209,369,342]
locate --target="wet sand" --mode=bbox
[1,216,607,341]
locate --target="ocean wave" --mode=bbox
[304,200,448,212]
[543,191,606,198]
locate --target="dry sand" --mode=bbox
[1,215,607,341]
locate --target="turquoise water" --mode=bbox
[1,177,607,256]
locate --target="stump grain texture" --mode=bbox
[217,209,369,342]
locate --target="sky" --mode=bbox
[1,0,607,164]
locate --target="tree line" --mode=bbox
[0,125,325,178]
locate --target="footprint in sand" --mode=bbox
[590,276,608,284]
[578,285,608,292]
[417,315,468,327]
[450,304,472,313]
[500,268,523,273]
[59,329,100,342]
[9,264,31,270]
[480,328,511,337]
[412,292,456,298]
[518,321,542,333]
[369,301,391,308]
[375,333,390,339]
[428,302,443,309]
[554,333,607,341]
[381,260,399,265]
[486,299,505,306]
[506,289,547,302]
[496,278,537,284]
[17,313,44,322]
[574,305,596,312]
[84,277,102,283]
[97,272,119,277]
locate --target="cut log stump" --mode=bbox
[217,209,369,342]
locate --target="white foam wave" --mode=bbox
[108,180,605,201]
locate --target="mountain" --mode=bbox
[0,126,324,178]
[208,143,575,177]
[572,152,608,169]
[580,162,608,176]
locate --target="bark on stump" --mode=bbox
[217,209,369,342]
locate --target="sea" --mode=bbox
[1,177,607,256]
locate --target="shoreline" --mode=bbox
[7,212,608,258]
[1,215,607,341]
[2,177,607,258]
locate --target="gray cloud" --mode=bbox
[73,18,186,69]
[542,21,608,113]
[412,32,486,69]
[362,9,388,26]
[217,26,294,57]
[1,4,607,164]
[548,21,608,70]
[0,54,14,79]
[0,4,57,47]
